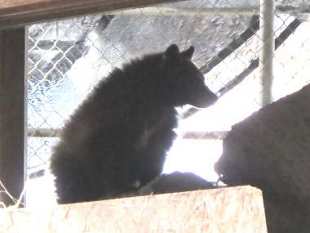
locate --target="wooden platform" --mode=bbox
[0,186,267,233]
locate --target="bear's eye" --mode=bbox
[182,62,204,81]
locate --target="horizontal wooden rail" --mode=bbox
[0,186,267,233]
[0,0,179,29]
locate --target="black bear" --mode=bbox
[138,172,215,195]
[50,44,218,204]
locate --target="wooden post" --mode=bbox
[0,28,26,206]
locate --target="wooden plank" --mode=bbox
[0,28,25,206]
[0,0,179,29]
[0,186,268,233]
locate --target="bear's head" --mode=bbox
[160,44,218,108]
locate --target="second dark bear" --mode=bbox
[50,44,218,204]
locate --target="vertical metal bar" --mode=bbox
[24,27,29,205]
[260,0,275,106]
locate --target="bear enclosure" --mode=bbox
[1,0,310,232]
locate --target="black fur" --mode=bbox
[50,44,218,204]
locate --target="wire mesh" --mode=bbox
[25,0,310,205]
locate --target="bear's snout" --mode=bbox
[189,88,218,108]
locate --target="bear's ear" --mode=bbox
[164,44,180,58]
[181,46,195,60]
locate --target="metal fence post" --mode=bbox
[260,0,275,106]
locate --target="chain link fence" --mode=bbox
[25,0,310,205]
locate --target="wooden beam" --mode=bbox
[0,0,180,29]
[0,0,310,29]
[0,186,267,233]
[0,28,26,206]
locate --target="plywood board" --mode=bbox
[0,186,267,233]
